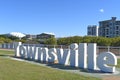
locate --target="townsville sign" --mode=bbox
[14,42,117,73]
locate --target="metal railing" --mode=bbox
[97,46,120,56]
[0,43,14,49]
[1,43,120,56]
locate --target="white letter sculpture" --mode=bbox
[97,52,117,73]
[14,42,117,73]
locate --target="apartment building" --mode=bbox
[99,17,120,37]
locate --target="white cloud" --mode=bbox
[99,9,104,13]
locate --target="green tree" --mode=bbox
[4,38,12,43]
[111,37,120,46]
[97,37,111,46]
[0,37,5,44]
[82,36,92,43]
[45,38,57,45]
[8,36,19,40]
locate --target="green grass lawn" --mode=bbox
[117,58,120,68]
[1,49,120,80]
[0,49,14,56]
[0,49,101,80]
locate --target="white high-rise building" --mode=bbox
[87,25,99,36]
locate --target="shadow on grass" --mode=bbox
[0,54,14,57]
[47,63,79,70]
[79,69,107,74]
[46,63,110,74]
[0,54,9,57]
[11,56,113,74]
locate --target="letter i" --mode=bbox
[78,43,87,69]
[87,43,97,70]
[70,43,78,67]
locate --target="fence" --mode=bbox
[97,46,120,56]
[1,42,120,56]
[0,43,15,49]
[0,43,69,49]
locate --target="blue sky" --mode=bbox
[0,0,120,37]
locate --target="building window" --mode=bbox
[116,26,119,30]
[106,29,109,35]
[116,31,119,35]
[106,36,109,38]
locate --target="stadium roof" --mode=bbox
[9,32,26,38]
